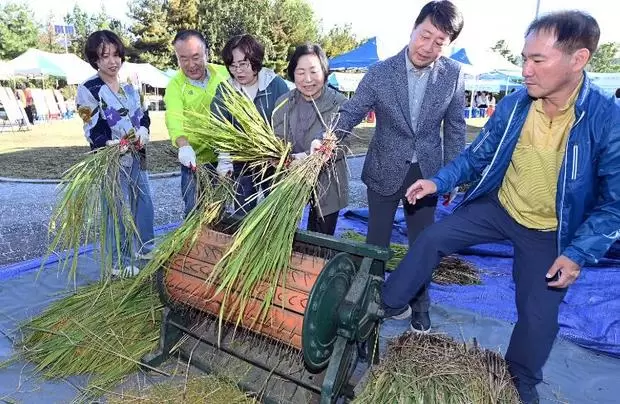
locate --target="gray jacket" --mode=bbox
[272,86,349,216]
[335,48,466,196]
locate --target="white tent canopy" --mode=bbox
[7,49,95,84]
[120,63,170,89]
[0,61,13,80]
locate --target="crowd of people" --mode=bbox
[73,1,620,402]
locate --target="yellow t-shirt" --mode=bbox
[498,81,582,230]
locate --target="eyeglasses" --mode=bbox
[230,60,251,71]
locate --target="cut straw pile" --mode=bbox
[45,138,141,282]
[16,279,162,400]
[354,332,520,404]
[341,231,481,285]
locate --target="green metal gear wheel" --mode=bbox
[302,252,356,372]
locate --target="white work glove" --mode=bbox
[289,151,308,168]
[178,145,196,169]
[106,138,129,154]
[310,139,322,154]
[136,126,149,147]
[216,152,233,177]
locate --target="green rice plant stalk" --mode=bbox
[353,333,519,404]
[123,168,235,301]
[44,135,142,285]
[340,231,481,285]
[179,80,292,175]
[17,278,163,401]
[206,150,327,343]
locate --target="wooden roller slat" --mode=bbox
[168,255,318,295]
[164,228,327,350]
[166,271,303,348]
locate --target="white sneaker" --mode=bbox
[111,265,141,278]
[136,250,154,260]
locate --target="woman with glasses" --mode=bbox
[212,34,290,213]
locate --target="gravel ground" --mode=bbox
[0,155,367,267]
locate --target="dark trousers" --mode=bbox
[367,163,437,312]
[233,164,274,214]
[307,206,339,236]
[382,193,566,403]
[181,163,216,218]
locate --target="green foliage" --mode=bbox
[0,2,40,59]
[39,12,65,53]
[63,4,111,58]
[490,39,521,66]
[128,0,174,68]
[318,23,359,58]
[588,42,620,73]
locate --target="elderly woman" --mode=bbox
[271,43,349,235]
[212,34,290,212]
[76,30,154,275]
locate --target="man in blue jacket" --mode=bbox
[380,10,620,404]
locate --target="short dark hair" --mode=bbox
[221,34,265,74]
[526,11,600,56]
[287,43,329,82]
[615,88,620,98]
[414,1,464,42]
[172,29,207,47]
[84,30,125,70]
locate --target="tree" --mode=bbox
[167,0,199,31]
[589,42,620,73]
[197,0,273,64]
[63,4,111,57]
[128,0,173,68]
[268,0,318,73]
[319,23,359,58]
[0,2,39,59]
[490,39,521,66]
[38,11,65,53]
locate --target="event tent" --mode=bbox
[328,37,403,71]
[7,49,95,84]
[450,47,521,76]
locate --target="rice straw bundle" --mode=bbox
[207,150,329,338]
[16,279,162,400]
[182,81,292,173]
[45,139,142,283]
[341,231,481,285]
[124,168,234,298]
[354,333,519,404]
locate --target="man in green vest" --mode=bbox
[164,29,226,217]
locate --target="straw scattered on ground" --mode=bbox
[341,231,481,285]
[13,279,162,401]
[354,332,520,404]
[108,374,256,404]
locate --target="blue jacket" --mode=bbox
[432,74,620,267]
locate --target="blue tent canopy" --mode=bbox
[329,37,380,71]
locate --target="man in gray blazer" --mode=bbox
[333,0,466,332]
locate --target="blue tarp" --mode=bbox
[340,194,620,358]
[1,205,619,402]
[329,37,380,70]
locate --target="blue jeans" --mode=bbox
[181,163,216,217]
[382,193,566,404]
[103,155,155,266]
